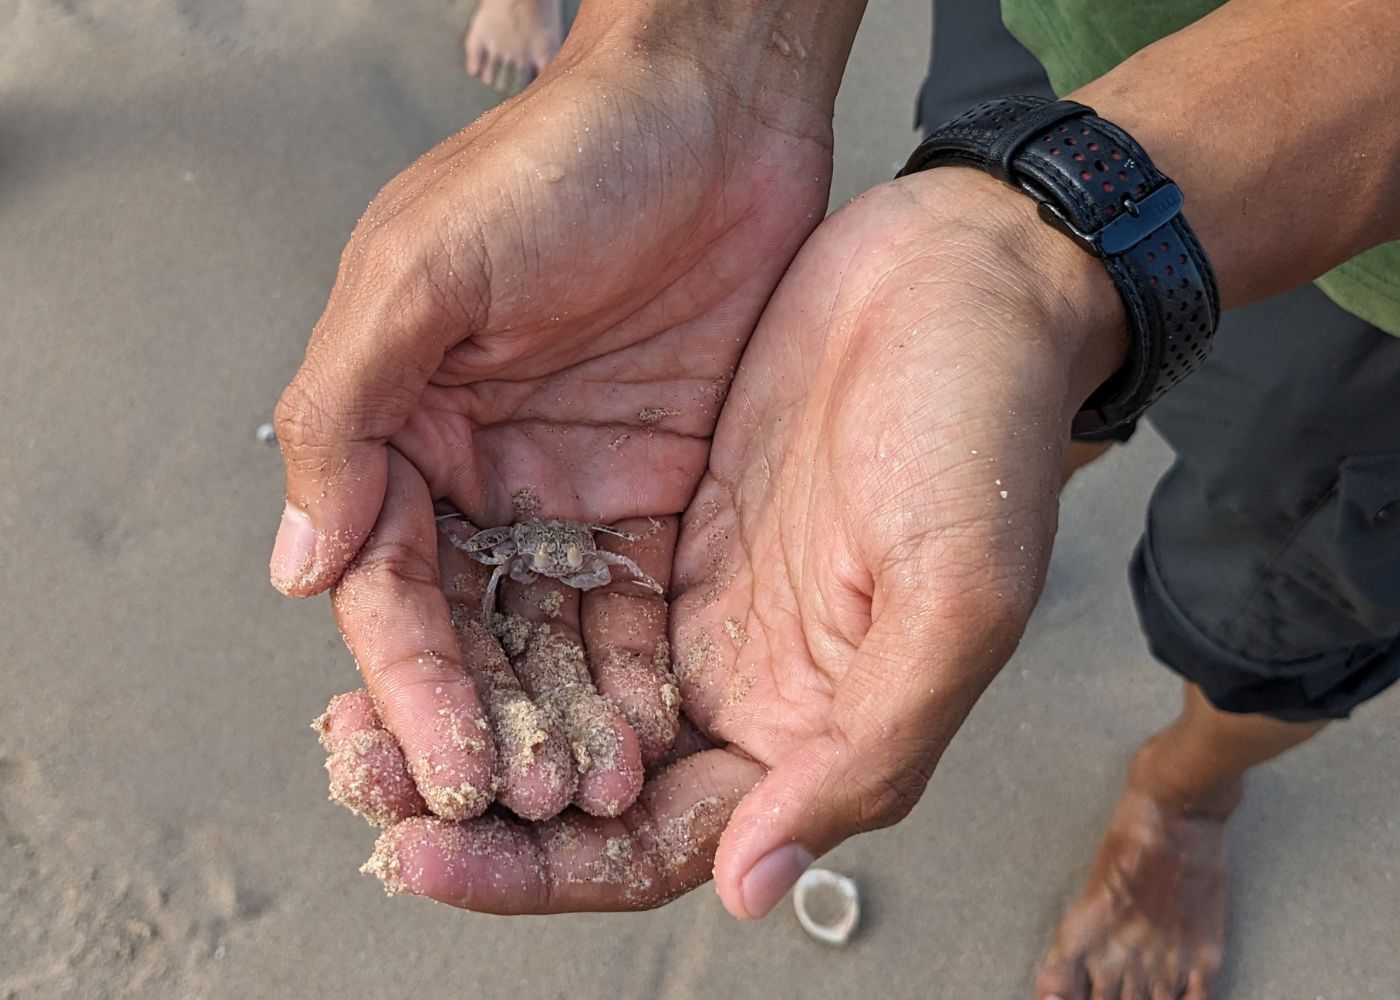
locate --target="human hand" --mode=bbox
[272,8,853,821]
[670,167,1126,919]
[319,168,1126,914]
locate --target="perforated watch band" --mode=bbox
[898,97,1220,440]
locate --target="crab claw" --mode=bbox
[440,520,513,556]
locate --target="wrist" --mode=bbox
[890,167,1130,420]
[568,0,867,139]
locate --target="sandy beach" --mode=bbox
[1,1,1397,997]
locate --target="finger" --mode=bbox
[438,518,578,821]
[498,574,645,817]
[361,749,765,913]
[270,178,474,597]
[316,690,428,827]
[581,517,680,765]
[331,451,495,820]
[709,570,999,921]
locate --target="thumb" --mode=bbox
[712,580,1019,921]
[270,222,472,595]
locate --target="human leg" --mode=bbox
[1036,683,1327,1000]
[464,0,563,93]
[1040,284,1400,998]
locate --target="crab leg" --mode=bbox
[597,551,664,594]
[443,523,513,557]
[481,562,509,628]
[587,524,641,542]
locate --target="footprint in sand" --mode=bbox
[0,757,269,999]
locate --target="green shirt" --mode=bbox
[1001,0,1400,336]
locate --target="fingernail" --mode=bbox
[270,502,316,593]
[739,843,813,919]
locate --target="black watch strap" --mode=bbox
[898,96,1220,440]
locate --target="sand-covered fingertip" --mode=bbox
[316,689,380,745]
[590,641,681,766]
[361,815,544,910]
[319,689,428,827]
[581,516,680,765]
[413,765,493,822]
[565,693,644,817]
[327,729,428,828]
[439,518,583,821]
[488,686,578,821]
[495,613,645,817]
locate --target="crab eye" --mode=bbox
[532,547,551,571]
[566,545,584,569]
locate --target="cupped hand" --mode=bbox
[670,167,1124,919]
[272,18,836,820]
[319,168,1125,915]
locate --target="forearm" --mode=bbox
[1072,0,1400,309]
[564,0,869,131]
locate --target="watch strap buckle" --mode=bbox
[1022,179,1186,258]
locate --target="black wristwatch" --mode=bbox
[898,96,1220,440]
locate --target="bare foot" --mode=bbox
[1035,749,1236,1000]
[464,0,563,94]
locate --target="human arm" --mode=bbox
[1069,0,1400,308]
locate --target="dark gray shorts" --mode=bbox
[1131,287,1400,721]
[918,1,1400,721]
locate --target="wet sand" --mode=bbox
[1,1,1397,997]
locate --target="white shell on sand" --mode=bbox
[793,868,860,946]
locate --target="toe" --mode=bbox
[1180,959,1219,1000]
[1036,945,1089,1000]
[1087,961,1124,1000]
[1119,965,1151,1000]
[490,57,514,93]
[1149,979,1181,1000]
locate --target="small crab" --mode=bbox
[438,516,664,625]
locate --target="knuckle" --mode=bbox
[346,538,441,593]
[273,374,331,451]
[830,723,939,833]
[852,758,929,831]
[355,214,421,280]
[370,654,462,697]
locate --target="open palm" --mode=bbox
[276,51,834,822]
